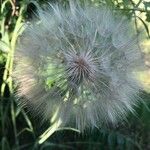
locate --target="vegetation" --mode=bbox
[0,0,150,149]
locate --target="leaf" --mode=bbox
[125,139,134,150]
[38,119,62,144]
[143,2,150,22]
[1,0,9,14]
[146,11,150,22]
[0,41,10,52]
[136,16,150,38]
[117,134,125,145]
[108,132,116,150]
[143,2,150,10]
[1,137,11,150]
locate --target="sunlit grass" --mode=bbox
[138,71,150,92]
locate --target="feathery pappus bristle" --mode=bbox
[14,2,145,131]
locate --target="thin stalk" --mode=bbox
[0,4,26,148]
[9,6,25,93]
[114,8,148,13]
[38,120,62,144]
[9,6,25,149]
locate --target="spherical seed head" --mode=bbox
[14,2,145,131]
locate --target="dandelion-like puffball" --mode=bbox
[14,2,144,131]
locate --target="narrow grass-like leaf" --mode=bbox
[136,16,150,38]
[0,41,10,52]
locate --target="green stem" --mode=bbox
[9,6,25,93]
[9,6,25,149]
[38,120,62,144]
[115,8,148,13]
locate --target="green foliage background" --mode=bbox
[0,0,150,149]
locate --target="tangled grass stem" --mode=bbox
[1,6,25,96]
[1,4,26,149]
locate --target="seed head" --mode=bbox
[14,2,145,131]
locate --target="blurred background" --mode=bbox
[0,0,150,149]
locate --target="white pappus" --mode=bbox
[14,2,145,132]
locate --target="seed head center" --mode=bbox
[66,53,95,84]
[72,55,91,81]
[75,57,87,68]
